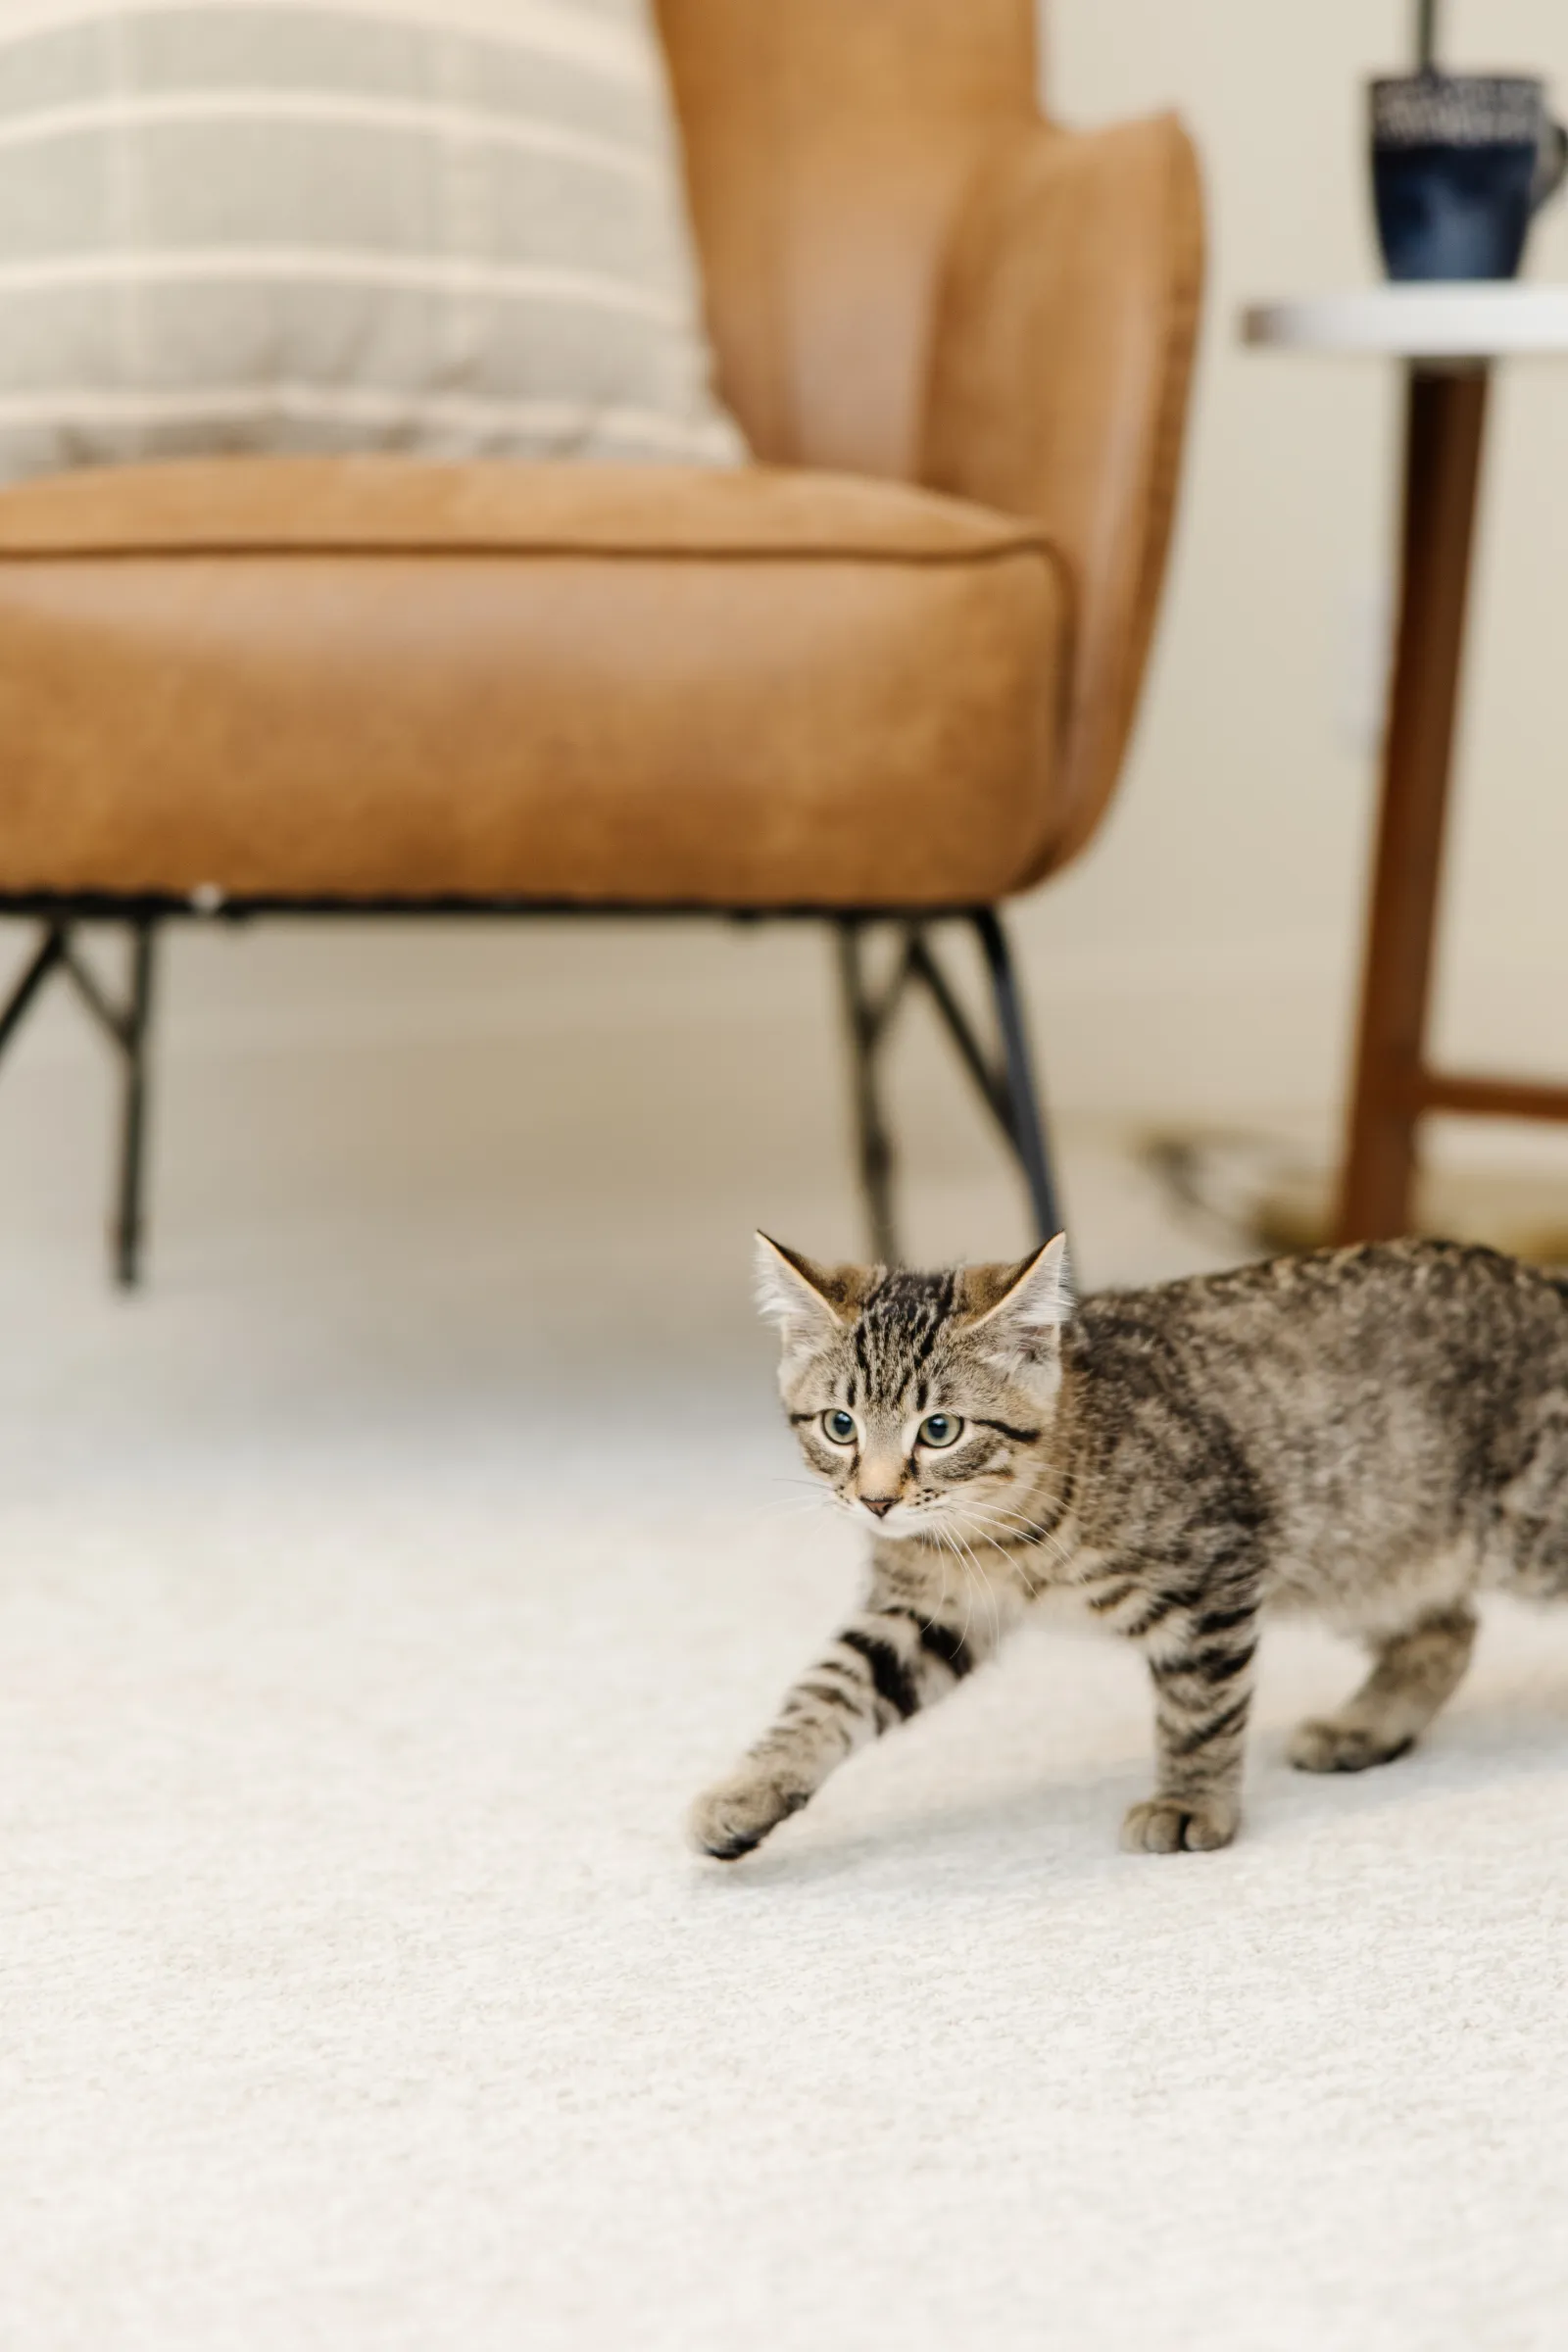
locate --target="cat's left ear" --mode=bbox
[960,1233,1073,1361]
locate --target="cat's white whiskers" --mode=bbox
[961,1499,1078,1574]
[756,1490,837,1522]
[944,1521,1003,1649]
[936,1524,984,1659]
[965,1494,1059,1532]
[949,1514,1048,1608]
[949,1508,1016,1568]
[926,1528,958,1646]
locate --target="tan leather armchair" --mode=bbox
[0,0,1201,1282]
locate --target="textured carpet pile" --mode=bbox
[1,984,1564,2349]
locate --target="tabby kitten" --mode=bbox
[690,1231,1568,1859]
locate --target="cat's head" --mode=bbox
[756,1232,1072,1542]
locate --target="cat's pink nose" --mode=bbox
[860,1494,897,1518]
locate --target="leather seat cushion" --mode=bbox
[0,457,1065,906]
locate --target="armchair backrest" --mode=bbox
[656,0,1038,480]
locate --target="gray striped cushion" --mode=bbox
[0,0,746,475]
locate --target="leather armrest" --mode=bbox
[922,114,1203,877]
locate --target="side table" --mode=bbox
[1243,286,1568,1242]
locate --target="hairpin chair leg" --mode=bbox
[0,925,69,1059]
[835,919,899,1266]
[971,908,1063,1244]
[0,915,159,1287]
[114,919,158,1289]
[833,907,1063,1265]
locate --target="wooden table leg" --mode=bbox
[1335,365,1490,1244]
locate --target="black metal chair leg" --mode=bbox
[0,926,68,1060]
[972,908,1063,1243]
[114,919,158,1289]
[835,920,900,1264]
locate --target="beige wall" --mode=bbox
[1031,0,1568,1120]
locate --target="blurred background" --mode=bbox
[2,0,1567,1302]
[5,1,1568,1309]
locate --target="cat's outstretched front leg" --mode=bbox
[1121,1585,1261,1855]
[689,1577,1005,1861]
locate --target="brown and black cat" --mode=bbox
[690,1232,1568,1859]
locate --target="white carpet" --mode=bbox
[1,926,1565,2350]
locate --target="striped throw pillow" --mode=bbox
[0,0,746,475]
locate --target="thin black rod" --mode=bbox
[62,939,134,1047]
[904,931,1013,1141]
[114,920,157,1290]
[1416,0,1439,72]
[972,909,1062,1244]
[864,934,918,1047]
[835,921,899,1266]
[0,925,67,1060]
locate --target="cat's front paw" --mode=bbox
[1120,1793,1240,1854]
[688,1765,808,1861]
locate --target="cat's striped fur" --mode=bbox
[690,1232,1568,1859]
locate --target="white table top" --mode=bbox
[1242,284,1568,358]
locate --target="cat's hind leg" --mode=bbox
[1288,1603,1476,1774]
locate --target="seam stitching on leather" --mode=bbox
[0,539,1062,567]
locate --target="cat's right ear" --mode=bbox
[754,1233,866,1351]
[960,1232,1073,1363]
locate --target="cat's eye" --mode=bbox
[917,1412,963,1449]
[822,1409,858,1446]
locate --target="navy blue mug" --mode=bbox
[1371,74,1568,280]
